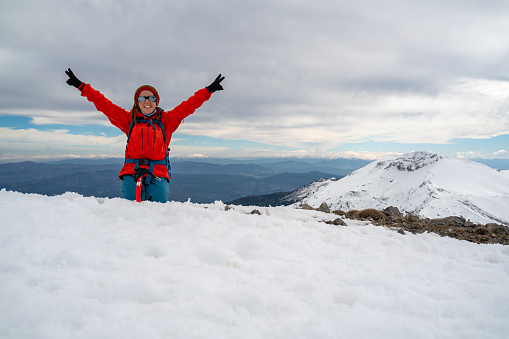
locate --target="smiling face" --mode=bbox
[137,89,157,115]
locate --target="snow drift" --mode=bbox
[287,151,509,225]
[1,189,509,338]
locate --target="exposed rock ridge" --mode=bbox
[375,151,442,172]
[301,203,509,245]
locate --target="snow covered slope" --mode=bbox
[287,151,509,225]
[1,190,509,338]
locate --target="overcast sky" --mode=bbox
[1,0,509,161]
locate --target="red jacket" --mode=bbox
[81,84,212,179]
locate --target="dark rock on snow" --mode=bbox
[301,203,509,245]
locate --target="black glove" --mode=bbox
[134,167,151,180]
[65,68,83,90]
[206,74,225,93]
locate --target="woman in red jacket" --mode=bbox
[65,68,224,203]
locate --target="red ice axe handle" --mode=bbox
[136,176,143,202]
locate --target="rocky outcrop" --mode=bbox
[376,151,442,172]
[302,203,509,245]
[384,206,403,222]
[325,218,347,226]
[317,202,330,213]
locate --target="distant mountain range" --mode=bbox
[3,155,508,220]
[231,152,509,225]
[0,158,371,203]
[41,156,509,170]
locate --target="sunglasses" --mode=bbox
[137,95,157,103]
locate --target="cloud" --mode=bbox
[456,151,483,159]
[0,152,123,162]
[2,0,509,157]
[0,127,391,161]
[0,128,126,158]
[5,109,110,127]
[134,144,392,160]
[182,78,509,149]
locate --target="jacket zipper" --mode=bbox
[153,128,156,151]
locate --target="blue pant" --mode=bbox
[121,175,169,203]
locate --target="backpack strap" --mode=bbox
[125,158,168,184]
[127,107,164,140]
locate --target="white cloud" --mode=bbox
[0,128,126,157]
[456,151,483,159]
[181,78,509,149]
[0,125,391,161]
[0,153,124,162]
[164,145,392,160]
[4,109,110,127]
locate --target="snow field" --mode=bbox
[1,190,509,339]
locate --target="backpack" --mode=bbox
[124,107,172,184]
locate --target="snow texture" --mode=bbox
[1,189,509,338]
[289,151,509,225]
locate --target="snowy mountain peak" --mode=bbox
[375,151,442,172]
[291,151,509,225]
